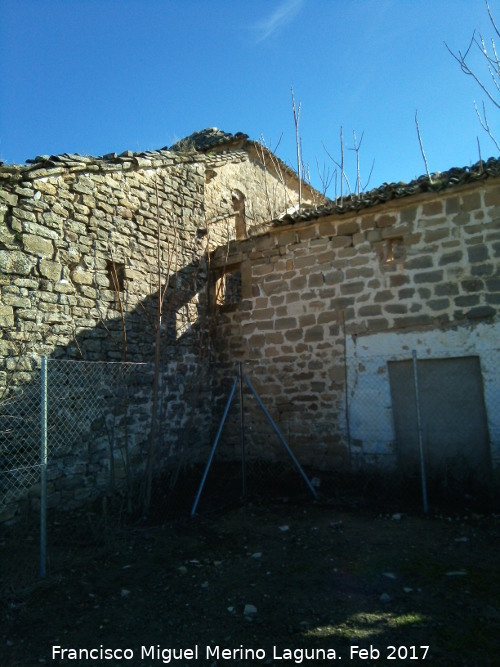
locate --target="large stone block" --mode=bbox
[0,249,36,274]
[0,304,14,326]
[23,234,54,258]
[39,259,62,281]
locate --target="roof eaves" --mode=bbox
[269,156,500,227]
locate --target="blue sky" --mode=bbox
[1,0,498,195]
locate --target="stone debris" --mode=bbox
[243,604,257,616]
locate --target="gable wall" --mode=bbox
[204,147,324,249]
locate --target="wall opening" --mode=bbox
[107,261,125,292]
[214,265,242,307]
[232,189,247,240]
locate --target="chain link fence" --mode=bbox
[1,358,154,598]
[0,376,41,513]
[2,347,498,597]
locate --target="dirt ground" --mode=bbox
[2,473,500,667]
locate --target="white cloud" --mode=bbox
[253,0,304,43]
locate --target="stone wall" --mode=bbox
[0,150,214,520]
[204,145,325,250]
[210,176,500,478]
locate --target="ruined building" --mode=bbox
[1,128,499,519]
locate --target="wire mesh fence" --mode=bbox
[0,358,156,598]
[2,346,498,598]
[0,376,41,512]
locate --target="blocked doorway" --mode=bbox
[388,356,491,486]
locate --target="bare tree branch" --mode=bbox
[415,110,432,182]
[291,86,302,209]
[445,2,500,148]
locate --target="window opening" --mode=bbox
[215,265,242,306]
[232,189,247,240]
[107,261,125,292]
[383,236,405,263]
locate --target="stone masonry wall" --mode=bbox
[204,146,325,250]
[210,178,500,476]
[0,151,213,520]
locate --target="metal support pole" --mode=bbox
[40,356,48,579]
[191,377,238,517]
[239,362,246,499]
[412,350,428,514]
[243,374,319,501]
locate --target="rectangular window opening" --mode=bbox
[384,236,405,263]
[107,261,125,292]
[215,265,242,306]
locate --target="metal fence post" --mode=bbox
[40,356,48,579]
[239,362,246,499]
[412,350,428,514]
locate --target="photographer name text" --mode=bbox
[52,644,430,663]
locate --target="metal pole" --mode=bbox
[191,377,238,517]
[243,374,319,501]
[239,362,246,499]
[412,350,428,514]
[40,356,48,579]
[341,309,353,468]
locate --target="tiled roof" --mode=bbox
[270,157,500,226]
